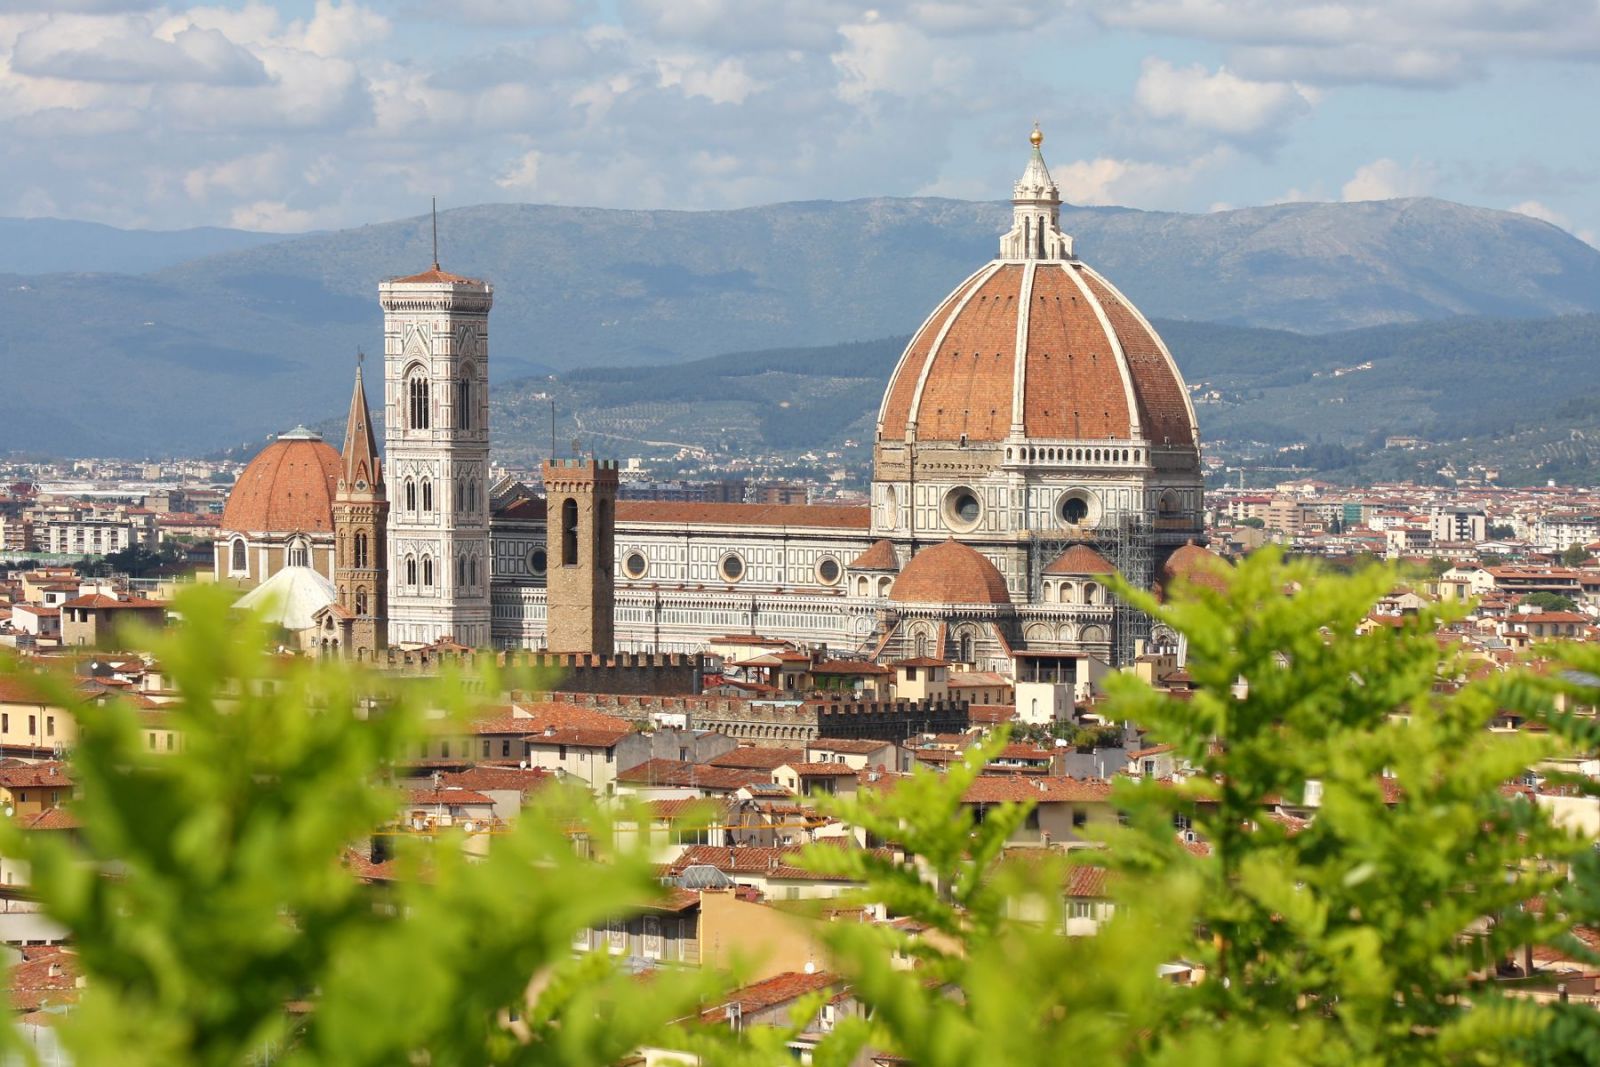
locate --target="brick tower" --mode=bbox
[541,458,617,654]
[333,358,387,658]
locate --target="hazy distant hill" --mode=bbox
[2,196,1598,455]
[0,218,294,275]
[494,315,1600,485]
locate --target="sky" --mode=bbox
[0,0,1595,246]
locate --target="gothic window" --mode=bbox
[353,532,368,569]
[422,479,434,512]
[457,554,466,587]
[422,556,434,587]
[408,374,430,431]
[355,587,367,615]
[456,371,472,431]
[288,539,309,568]
[469,556,479,585]
[960,632,974,663]
[914,632,928,658]
[405,555,417,586]
[561,499,578,566]
[405,479,416,512]
[230,538,247,574]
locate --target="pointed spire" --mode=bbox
[340,353,383,495]
[999,124,1073,261]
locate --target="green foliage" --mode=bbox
[0,585,716,1067]
[1523,591,1579,613]
[1562,543,1591,566]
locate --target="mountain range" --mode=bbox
[0,196,1597,457]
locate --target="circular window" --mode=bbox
[943,486,982,530]
[719,553,745,582]
[1060,496,1089,525]
[624,551,648,579]
[528,546,547,576]
[816,557,841,585]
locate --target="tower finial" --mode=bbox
[1030,122,1043,148]
[431,197,439,269]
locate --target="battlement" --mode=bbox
[376,647,702,695]
[537,690,969,743]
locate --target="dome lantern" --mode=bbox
[1000,125,1073,261]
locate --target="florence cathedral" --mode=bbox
[213,128,1214,673]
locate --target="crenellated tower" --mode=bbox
[542,458,617,655]
[379,257,493,648]
[333,357,387,658]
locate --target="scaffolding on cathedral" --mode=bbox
[1027,507,1154,668]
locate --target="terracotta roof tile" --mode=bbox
[220,436,340,533]
[890,540,1011,605]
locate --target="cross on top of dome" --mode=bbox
[1000,125,1073,261]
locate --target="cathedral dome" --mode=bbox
[890,539,1012,606]
[1158,541,1230,597]
[874,128,1197,463]
[221,428,341,533]
[1043,543,1116,575]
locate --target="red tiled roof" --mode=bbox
[617,759,767,792]
[220,436,340,533]
[0,761,72,789]
[390,265,483,285]
[701,970,842,1023]
[60,594,165,610]
[439,766,553,794]
[962,776,1114,804]
[9,947,78,1011]
[710,747,802,770]
[1043,544,1116,576]
[404,787,495,806]
[890,540,1011,606]
[20,807,79,831]
[1065,864,1109,898]
[848,539,899,571]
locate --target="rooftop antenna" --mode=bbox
[431,196,439,269]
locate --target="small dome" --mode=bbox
[890,540,1011,606]
[849,539,899,572]
[235,565,338,630]
[1044,544,1116,575]
[221,432,341,533]
[1159,541,1229,596]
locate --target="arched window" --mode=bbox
[422,556,433,587]
[457,554,466,587]
[353,532,368,569]
[914,632,927,658]
[561,498,579,566]
[230,538,247,573]
[456,372,471,431]
[404,479,416,512]
[408,374,430,431]
[405,555,417,586]
[421,479,433,512]
[469,556,478,585]
[355,587,367,615]
[288,539,309,568]
[960,632,974,663]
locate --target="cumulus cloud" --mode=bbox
[1093,0,1600,86]
[1341,158,1436,202]
[11,19,268,85]
[1133,58,1313,141]
[404,0,593,27]
[1054,147,1234,208]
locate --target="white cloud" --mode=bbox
[227,199,320,231]
[1093,0,1600,86]
[405,0,593,27]
[1510,200,1598,248]
[495,149,541,192]
[11,18,267,85]
[832,18,972,104]
[1133,57,1313,139]
[1341,158,1436,202]
[655,54,760,105]
[1054,147,1233,208]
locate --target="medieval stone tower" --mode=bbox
[541,458,617,655]
[379,261,493,648]
[333,359,388,658]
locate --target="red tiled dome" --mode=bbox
[220,432,340,533]
[1044,544,1116,575]
[876,260,1195,448]
[1159,541,1229,596]
[849,539,899,572]
[889,540,1012,606]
